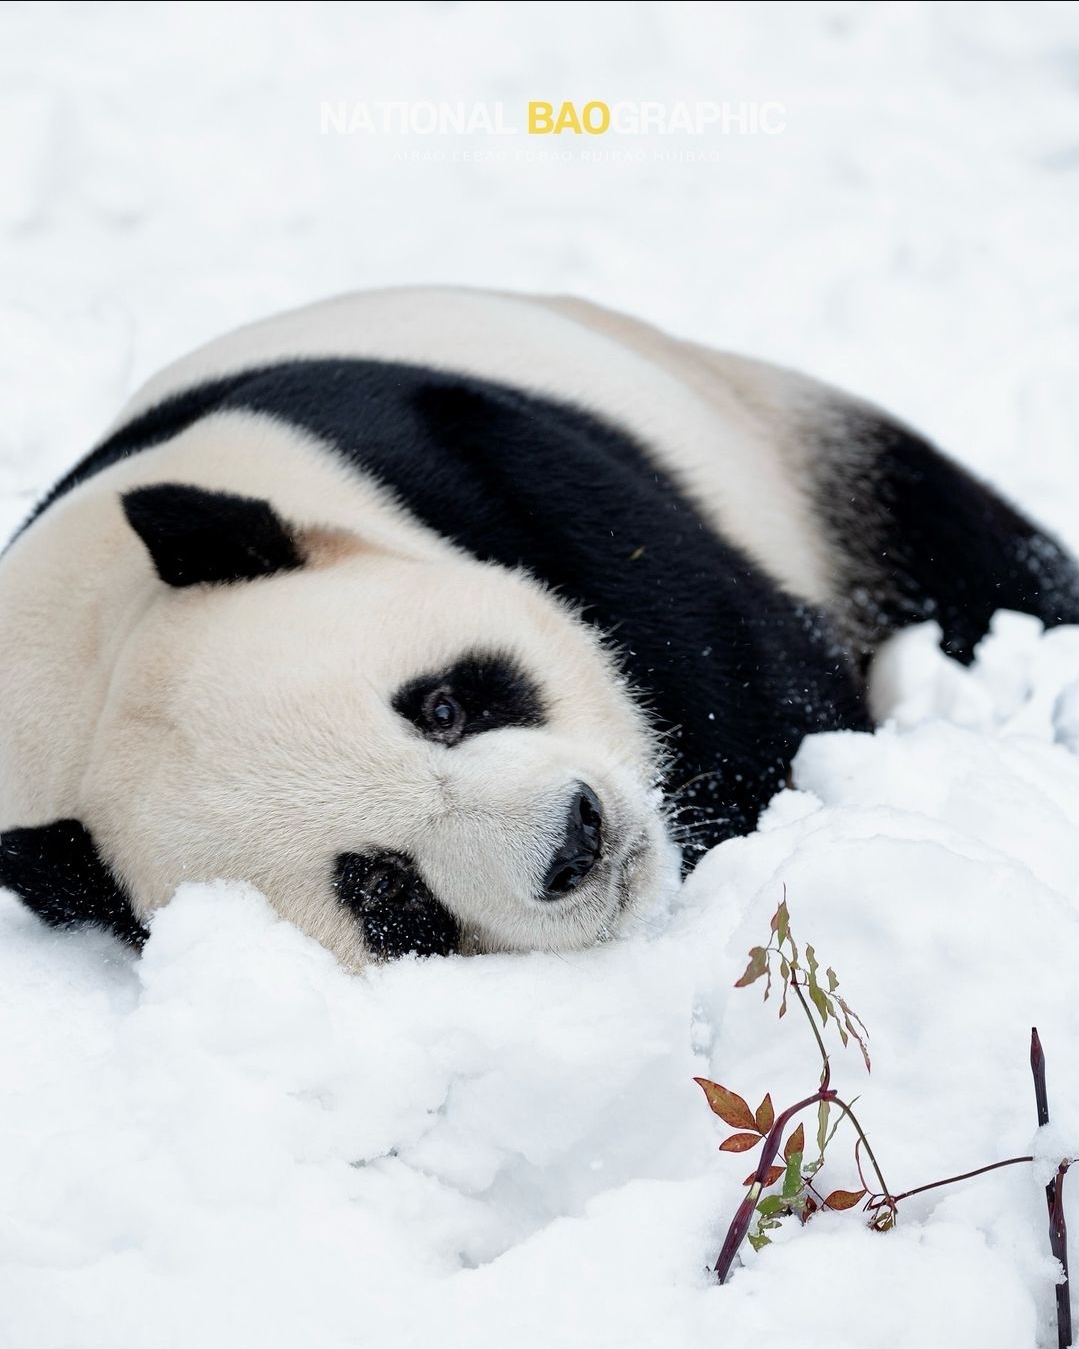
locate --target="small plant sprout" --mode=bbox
[695,894,1074,1348]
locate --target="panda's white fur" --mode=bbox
[2,288,1077,969]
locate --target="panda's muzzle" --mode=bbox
[540,783,604,900]
[334,783,607,960]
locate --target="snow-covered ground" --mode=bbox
[3,3,1079,1346]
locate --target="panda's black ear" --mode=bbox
[121,483,303,588]
[0,819,148,949]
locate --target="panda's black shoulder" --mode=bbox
[27,357,658,545]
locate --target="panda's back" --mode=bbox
[86,287,842,612]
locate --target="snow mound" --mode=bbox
[2,615,1078,1348]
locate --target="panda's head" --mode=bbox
[75,483,675,968]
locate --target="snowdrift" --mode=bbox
[2,614,1079,1348]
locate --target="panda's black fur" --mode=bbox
[4,294,1079,960]
[815,407,1079,665]
[0,820,148,949]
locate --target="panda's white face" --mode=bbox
[81,540,675,968]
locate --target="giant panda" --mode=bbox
[1,288,1077,969]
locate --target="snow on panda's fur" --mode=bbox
[1,287,1077,970]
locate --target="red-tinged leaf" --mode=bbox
[823,1188,866,1211]
[783,1123,805,1162]
[772,898,790,945]
[720,1132,763,1153]
[693,1079,758,1130]
[837,994,870,1043]
[735,946,768,989]
[744,1164,784,1188]
[837,995,872,1072]
[755,1093,775,1135]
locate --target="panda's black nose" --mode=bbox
[541,783,604,899]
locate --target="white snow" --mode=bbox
[3,4,1079,1346]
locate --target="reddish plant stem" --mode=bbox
[890,1155,1034,1204]
[1032,1028,1050,1129]
[714,1088,835,1283]
[788,976,831,1091]
[1051,1167,1072,1349]
[1032,1028,1072,1349]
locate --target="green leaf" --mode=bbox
[823,1188,867,1211]
[869,1204,896,1232]
[719,1132,763,1153]
[778,957,791,1019]
[734,946,769,989]
[771,898,790,946]
[816,1098,831,1159]
[755,1093,775,1136]
[809,979,830,1027]
[783,1122,805,1162]
[781,1152,804,1200]
[693,1079,758,1130]
[805,944,832,1028]
[747,1231,771,1252]
[757,1194,785,1217]
[826,966,839,994]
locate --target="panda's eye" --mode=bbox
[392,652,545,744]
[421,688,465,744]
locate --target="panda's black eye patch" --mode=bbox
[392,652,545,745]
